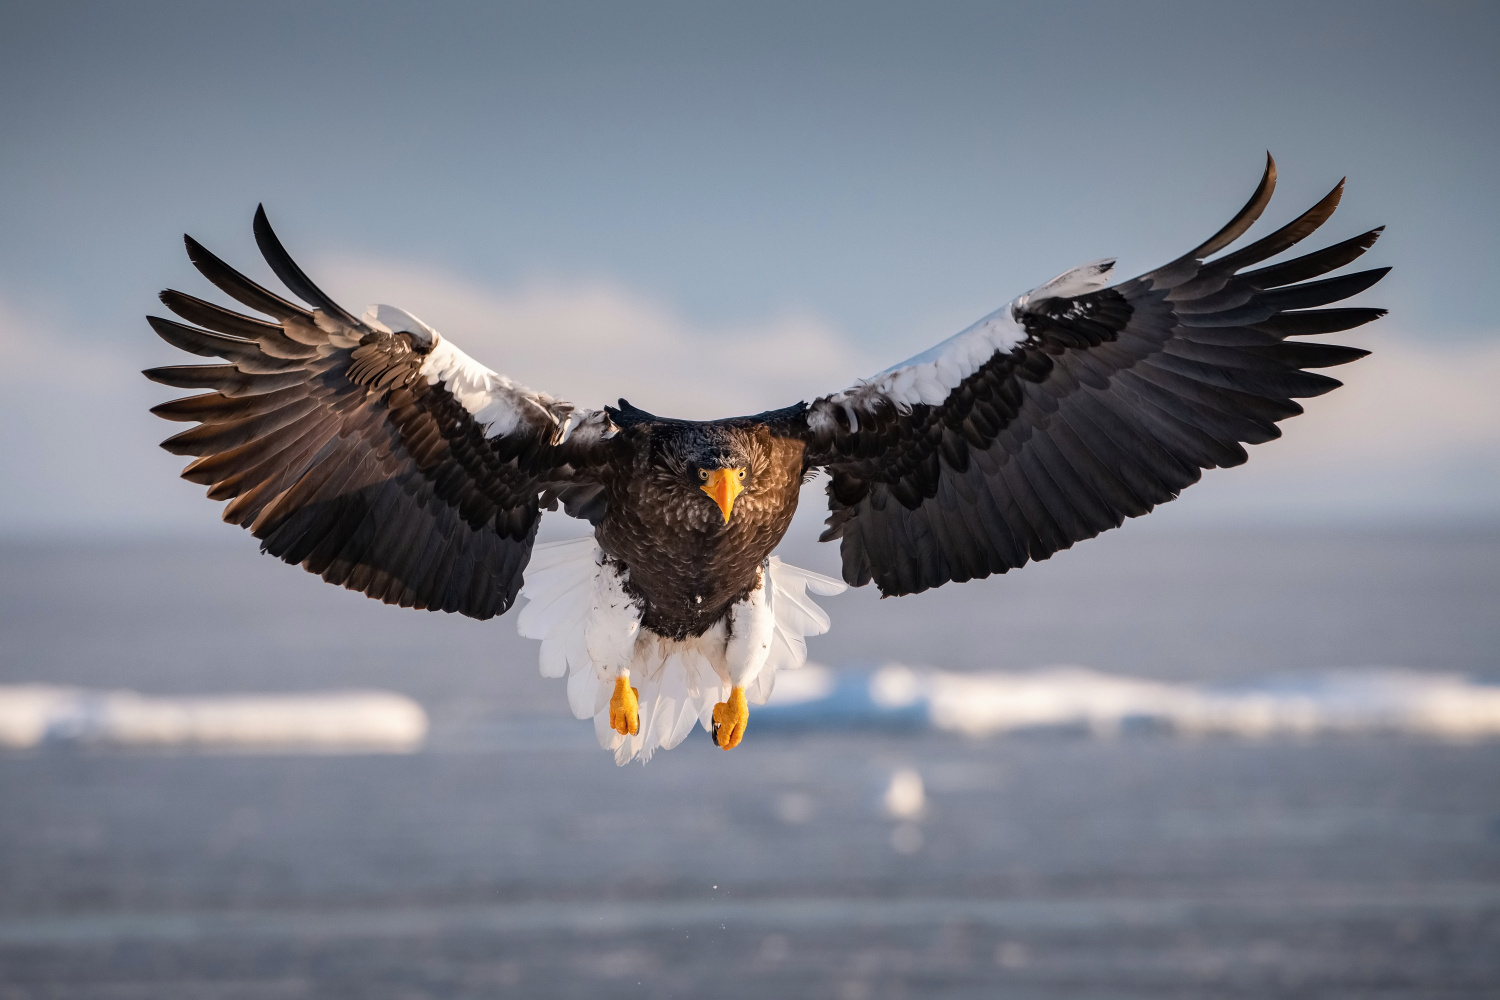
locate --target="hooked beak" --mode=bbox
[700,468,745,523]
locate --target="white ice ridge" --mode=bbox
[0,687,428,752]
[862,665,1500,740]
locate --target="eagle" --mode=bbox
[144,156,1387,763]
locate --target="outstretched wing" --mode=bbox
[799,156,1388,596]
[145,206,615,619]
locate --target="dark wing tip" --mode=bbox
[251,204,273,246]
[252,205,361,327]
[1206,176,1351,275]
[1188,152,1279,260]
[179,231,312,323]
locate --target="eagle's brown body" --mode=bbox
[594,417,807,639]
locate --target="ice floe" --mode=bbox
[0,686,428,752]
[759,665,1500,740]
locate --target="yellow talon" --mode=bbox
[711,686,749,750]
[610,675,640,736]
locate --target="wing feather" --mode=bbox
[251,204,363,328]
[799,156,1387,595]
[1186,151,1279,259]
[147,209,614,618]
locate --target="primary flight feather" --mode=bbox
[145,155,1387,762]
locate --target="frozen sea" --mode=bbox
[2,523,1498,998]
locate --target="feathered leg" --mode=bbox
[584,560,643,736]
[712,567,775,749]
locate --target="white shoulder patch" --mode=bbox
[873,306,1028,407]
[516,538,846,765]
[419,336,566,439]
[808,306,1025,432]
[362,303,572,441]
[809,258,1116,431]
[361,303,437,349]
[1008,258,1115,316]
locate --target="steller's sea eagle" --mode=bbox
[145,155,1387,762]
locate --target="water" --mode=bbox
[1,526,1498,997]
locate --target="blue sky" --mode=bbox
[1,0,1497,535]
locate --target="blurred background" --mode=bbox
[1,1,1497,996]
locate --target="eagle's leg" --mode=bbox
[712,564,776,751]
[711,687,748,749]
[583,559,643,738]
[609,672,640,736]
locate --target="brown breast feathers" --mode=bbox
[595,422,806,640]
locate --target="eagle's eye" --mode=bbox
[736,469,747,481]
[698,469,709,481]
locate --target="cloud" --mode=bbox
[0,296,209,535]
[316,256,882,419]
[1,268,1497,538]
[1160,329,1500,522]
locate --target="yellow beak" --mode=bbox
[700,468,745,523]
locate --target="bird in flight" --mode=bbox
[145,155,1386,763]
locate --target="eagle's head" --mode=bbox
[652,424,758,524]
